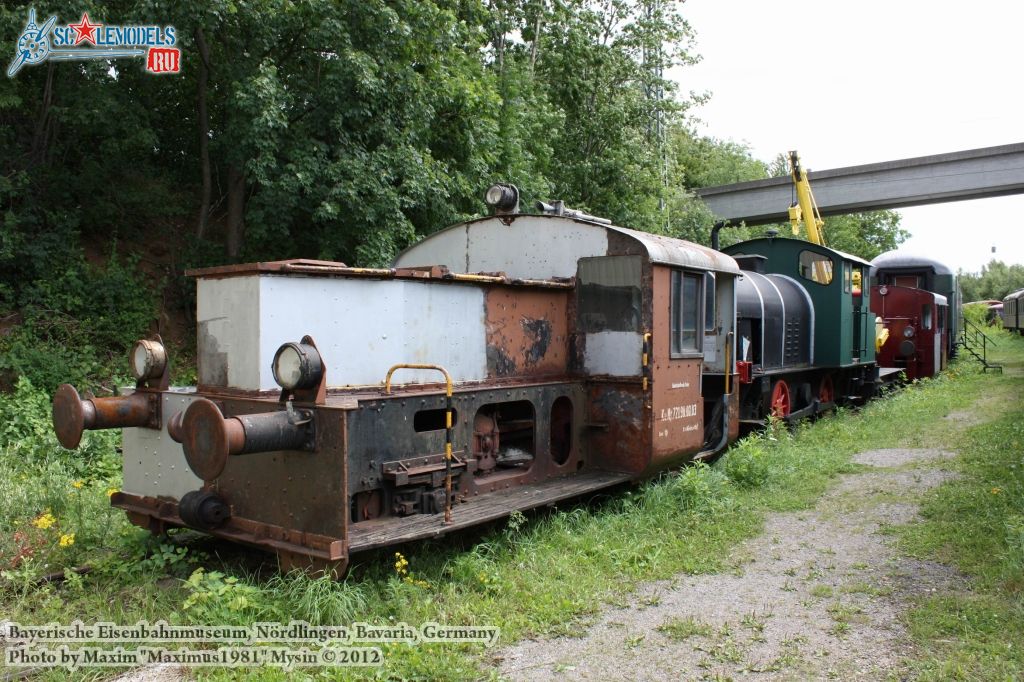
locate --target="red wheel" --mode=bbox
[770,380,791,418]
[818,375,835,404]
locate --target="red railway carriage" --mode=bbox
[871,284,948,381]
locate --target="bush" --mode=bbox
[0,377,125,575]
[0,249,156,392]
[667,462,731,510]
[721,439,773,488]
[0,377,119,479]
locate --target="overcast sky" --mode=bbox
[676,0,1024,273]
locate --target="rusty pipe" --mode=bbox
[174,398,315,481]
[52,384,155,450]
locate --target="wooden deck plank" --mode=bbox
[348,470,632,553]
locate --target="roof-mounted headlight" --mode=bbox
[272,342,324,390]
[484,183,519,214]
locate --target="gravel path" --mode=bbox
[495,448,965,681]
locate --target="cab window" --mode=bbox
[671,270,702,356]
[798,250,834,285]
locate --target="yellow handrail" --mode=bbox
[642,332,651,392]
[384,364,455,524]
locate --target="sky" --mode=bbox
[675,0,1024,274]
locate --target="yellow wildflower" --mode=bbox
[59,533,76,547]
[106,488,119,498]
[991,487,1002,495]
[33,512,56,530]
[71,480,84,489]
[393,552,409,576]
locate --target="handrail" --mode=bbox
[958,316,1002,372]
[384,364,455,524]
[641,332,651,392]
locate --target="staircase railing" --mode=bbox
[958,316,1002,372]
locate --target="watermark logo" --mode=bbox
[7,8,179,78]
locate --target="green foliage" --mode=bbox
[962,302,991,328]
[0,377,119,477]
[958,259,1024,302]
[182,568,267,624]
[665,461,731,509]
[260,572,369,625]
[894,357,1024,678]
[672,130,769,189]
[720,438,772,488]
[0,250,155,390]
[781,208,909,260]
[0,379,125,575]
[820,210,909,261]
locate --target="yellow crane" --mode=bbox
[787,150,831,285]
[787,150,826,247]
[787,151,886,351]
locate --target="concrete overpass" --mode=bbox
[695,142,1024,226]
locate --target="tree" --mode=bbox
[959,260,1024,302]
[819,211,909,261]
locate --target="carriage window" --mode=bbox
[577,256,642,332]
[671,270,702,355]
[704,273,716,332]
[798,250,834,285]
[843,265,851,293]
[922,304,933,330]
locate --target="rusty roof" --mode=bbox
[186,260,574,289]
[607,225,741,274]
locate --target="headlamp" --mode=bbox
[272,342,323,390]
[129,339,167,381]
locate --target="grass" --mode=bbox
[657,616,713,641]
[891,332,1024,680]
[1,334,1022,680]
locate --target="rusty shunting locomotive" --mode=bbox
[53,185,894,575]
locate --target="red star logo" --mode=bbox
[68,12,101,45]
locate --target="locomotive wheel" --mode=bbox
[770,380,791,418]
[818,375,835,404]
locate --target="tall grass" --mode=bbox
[1,335,1020,680]
[894,333,1024,680]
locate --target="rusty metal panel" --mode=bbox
[587,384,648,474]
[122,389,203,500]
[650,267,705,460]
[484,289,569,378]
[577,256,644,377]
[214,400,348,539]
[607,226,741,274]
